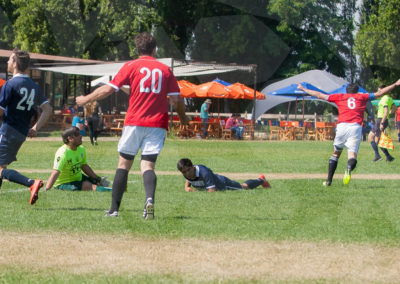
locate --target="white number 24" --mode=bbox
[17,88,35,111]
[139,67,163,94]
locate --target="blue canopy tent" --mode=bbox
[255,70,348,120]
[267,82,330,121]
[328,84,368,94]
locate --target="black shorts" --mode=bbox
[372,118,388,137]
[0,125,26,165]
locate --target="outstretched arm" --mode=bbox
[297,84,329,101]
[76,85,114,106]
[374,79,400,99]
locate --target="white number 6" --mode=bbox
[347,97,356,109]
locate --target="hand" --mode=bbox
[76,95,88,106]
[27,128,37,138]
[185,187,194,192]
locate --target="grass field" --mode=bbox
[1,138,400,283]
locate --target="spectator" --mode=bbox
[200,99,211,138]
[84,100,102,145]
[225,113,244,139]
[72,111,85,136]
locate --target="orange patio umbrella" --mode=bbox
[226,82,265,100]
[193,81,240,98]
[178,80,197,98]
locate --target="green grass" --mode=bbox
[2,138,400,282]
[2,138,400,244]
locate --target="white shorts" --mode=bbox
[118,126,166,156]
[333,123,362,154]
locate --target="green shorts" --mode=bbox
[54,175,90,191]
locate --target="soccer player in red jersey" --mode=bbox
[298,80,400,186]
[76,32,188,218]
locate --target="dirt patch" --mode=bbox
[1,232,399,282]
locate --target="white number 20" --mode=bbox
[139,67,163,94]
[347,97,356,109]
[17,88,35,111]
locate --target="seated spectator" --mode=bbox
[44,127,111,192]
[72,111,85,136]
[225,113,244,139]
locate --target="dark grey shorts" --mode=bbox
[0,125,26,165]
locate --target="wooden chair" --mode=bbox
[177,124,193,138]
[268,120,281,140]
[294,126,305,140]
[306,127,316,140]
[219,119,232,139]
[315,122,327,141]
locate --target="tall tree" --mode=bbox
[355,0,400,90]
[11,0,160,60]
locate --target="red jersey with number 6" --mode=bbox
[108,56,180,130]
[328,93,374,125]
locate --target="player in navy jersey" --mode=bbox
[0,49,52,204]
[76,32,188,219]
[177,158,271,192]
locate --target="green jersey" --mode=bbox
[377,95,394,119]
[53,144,87,187]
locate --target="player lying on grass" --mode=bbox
[177,158,270,192]
[44,127,111,192]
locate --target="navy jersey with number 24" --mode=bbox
[0,74,48,136]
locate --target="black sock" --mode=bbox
[327,156,338,183]
[370,141,380,157]
[347,158,357,171]
[380,148,392,158]
[143,170,157,202]
[0,178,2,189]
[398,133,400,142]
[1,169,33,187]
[109,168,129,212]
[244,179,262,189]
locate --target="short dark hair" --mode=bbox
[62,127,79,144]
[12,48,30,72]
[135,32,156,56]
[346,83,359,94]
[177,158,193,172]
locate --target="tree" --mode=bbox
[355,0,400,90]
[11,0,160,60]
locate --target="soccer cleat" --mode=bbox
[29,179,43,205]
[386,156,395,162]
[372,156,382,162]
[323,181,331,187]
[143,198,154,220]
[259,174,271,188]
[343,168,351,185]
[104,210,118,217]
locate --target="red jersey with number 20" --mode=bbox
[108,56,180,130]
[328,93,374,125]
